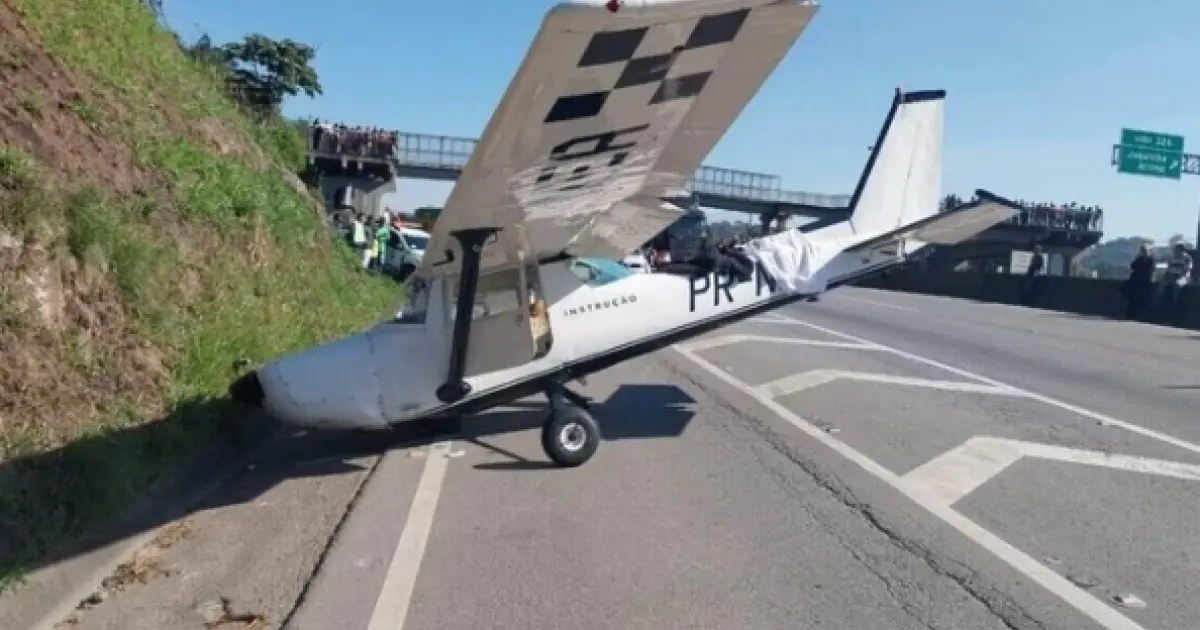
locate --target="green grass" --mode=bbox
[0,0,398,588]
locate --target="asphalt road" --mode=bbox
[44,287,1200,630]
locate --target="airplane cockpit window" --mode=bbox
[393,277,429,324]
[568,257,633,287]
[448,268,522,322]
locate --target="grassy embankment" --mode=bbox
[0,0,396,588]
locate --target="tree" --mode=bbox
[219,34,322,116]
[1075,236,1153,279]
[940,194,963,213]
[184,34,230,69]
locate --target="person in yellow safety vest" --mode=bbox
[374,216,390,271]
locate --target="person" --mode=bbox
[1120,244,1155,319]
[374,216,391,272]
[350,213,370,269]
[310,119,323,151]
[1151,243,1192,316]
[1018,245,1044,305]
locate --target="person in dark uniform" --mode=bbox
[1019,245,1044,305]
[1121,244,1155,319]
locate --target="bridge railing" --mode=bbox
[396,133,475,170]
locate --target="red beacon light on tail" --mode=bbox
[606,0,622,12]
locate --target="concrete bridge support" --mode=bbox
[318,175,396,220]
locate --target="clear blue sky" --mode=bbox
[164,0,1200,242]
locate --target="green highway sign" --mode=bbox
[1117,146,1183,179]
[1116,128,1185,179]
[1120,128,1185,153]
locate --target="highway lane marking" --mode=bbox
[749,314,791,324]
[684,333,877,353]
[753,368,1023,399]
[671,345,1151,630]
[365,441,453,630]
[900,436,1200,507]
[835,294,919,312]
[771,314,1200,458]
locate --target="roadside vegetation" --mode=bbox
[0,0,396,589]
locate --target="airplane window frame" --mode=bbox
[569,260,600,284]
[447,267,525,322]
[569,258,633,287]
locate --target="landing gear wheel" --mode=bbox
[541,405,599,467]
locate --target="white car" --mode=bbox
[620,252,652,273]
[383,226,430,280]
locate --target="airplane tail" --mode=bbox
[844,89,945,237]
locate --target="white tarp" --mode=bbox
[742,230,841,294]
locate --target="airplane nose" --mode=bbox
[229,369,264,407]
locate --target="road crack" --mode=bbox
[274,451,385,629]
[198,596,267,629]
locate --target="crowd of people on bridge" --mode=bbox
[1011,200,1103,231]
[309,120,397,159]
[995,199,1101,231]
[949,194,1103,232]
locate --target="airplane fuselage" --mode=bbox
[243,239,903,432]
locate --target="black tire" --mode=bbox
[397,263,416,281]
[541,405,600,467]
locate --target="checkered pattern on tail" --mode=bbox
[544,8,751,124]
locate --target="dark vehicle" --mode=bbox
[413,206,441,232]
[648,209,711,265]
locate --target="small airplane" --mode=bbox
[228,0,1021,467]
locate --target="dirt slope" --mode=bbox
[0,0,396,586]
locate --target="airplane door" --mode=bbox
[451,259,551,378]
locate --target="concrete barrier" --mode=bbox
[855,269,1200,329]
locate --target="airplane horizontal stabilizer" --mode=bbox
[844,189,1022,252]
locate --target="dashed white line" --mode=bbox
[835,294,919,312]
[365,441,453,630]
[684,334,876,353]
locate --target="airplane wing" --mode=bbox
[844,190,1023,253]
[422,0,821,278]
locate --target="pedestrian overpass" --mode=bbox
[389,132,852,224]
[307,130,1103,269]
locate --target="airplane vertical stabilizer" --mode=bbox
[845,89,945,236]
